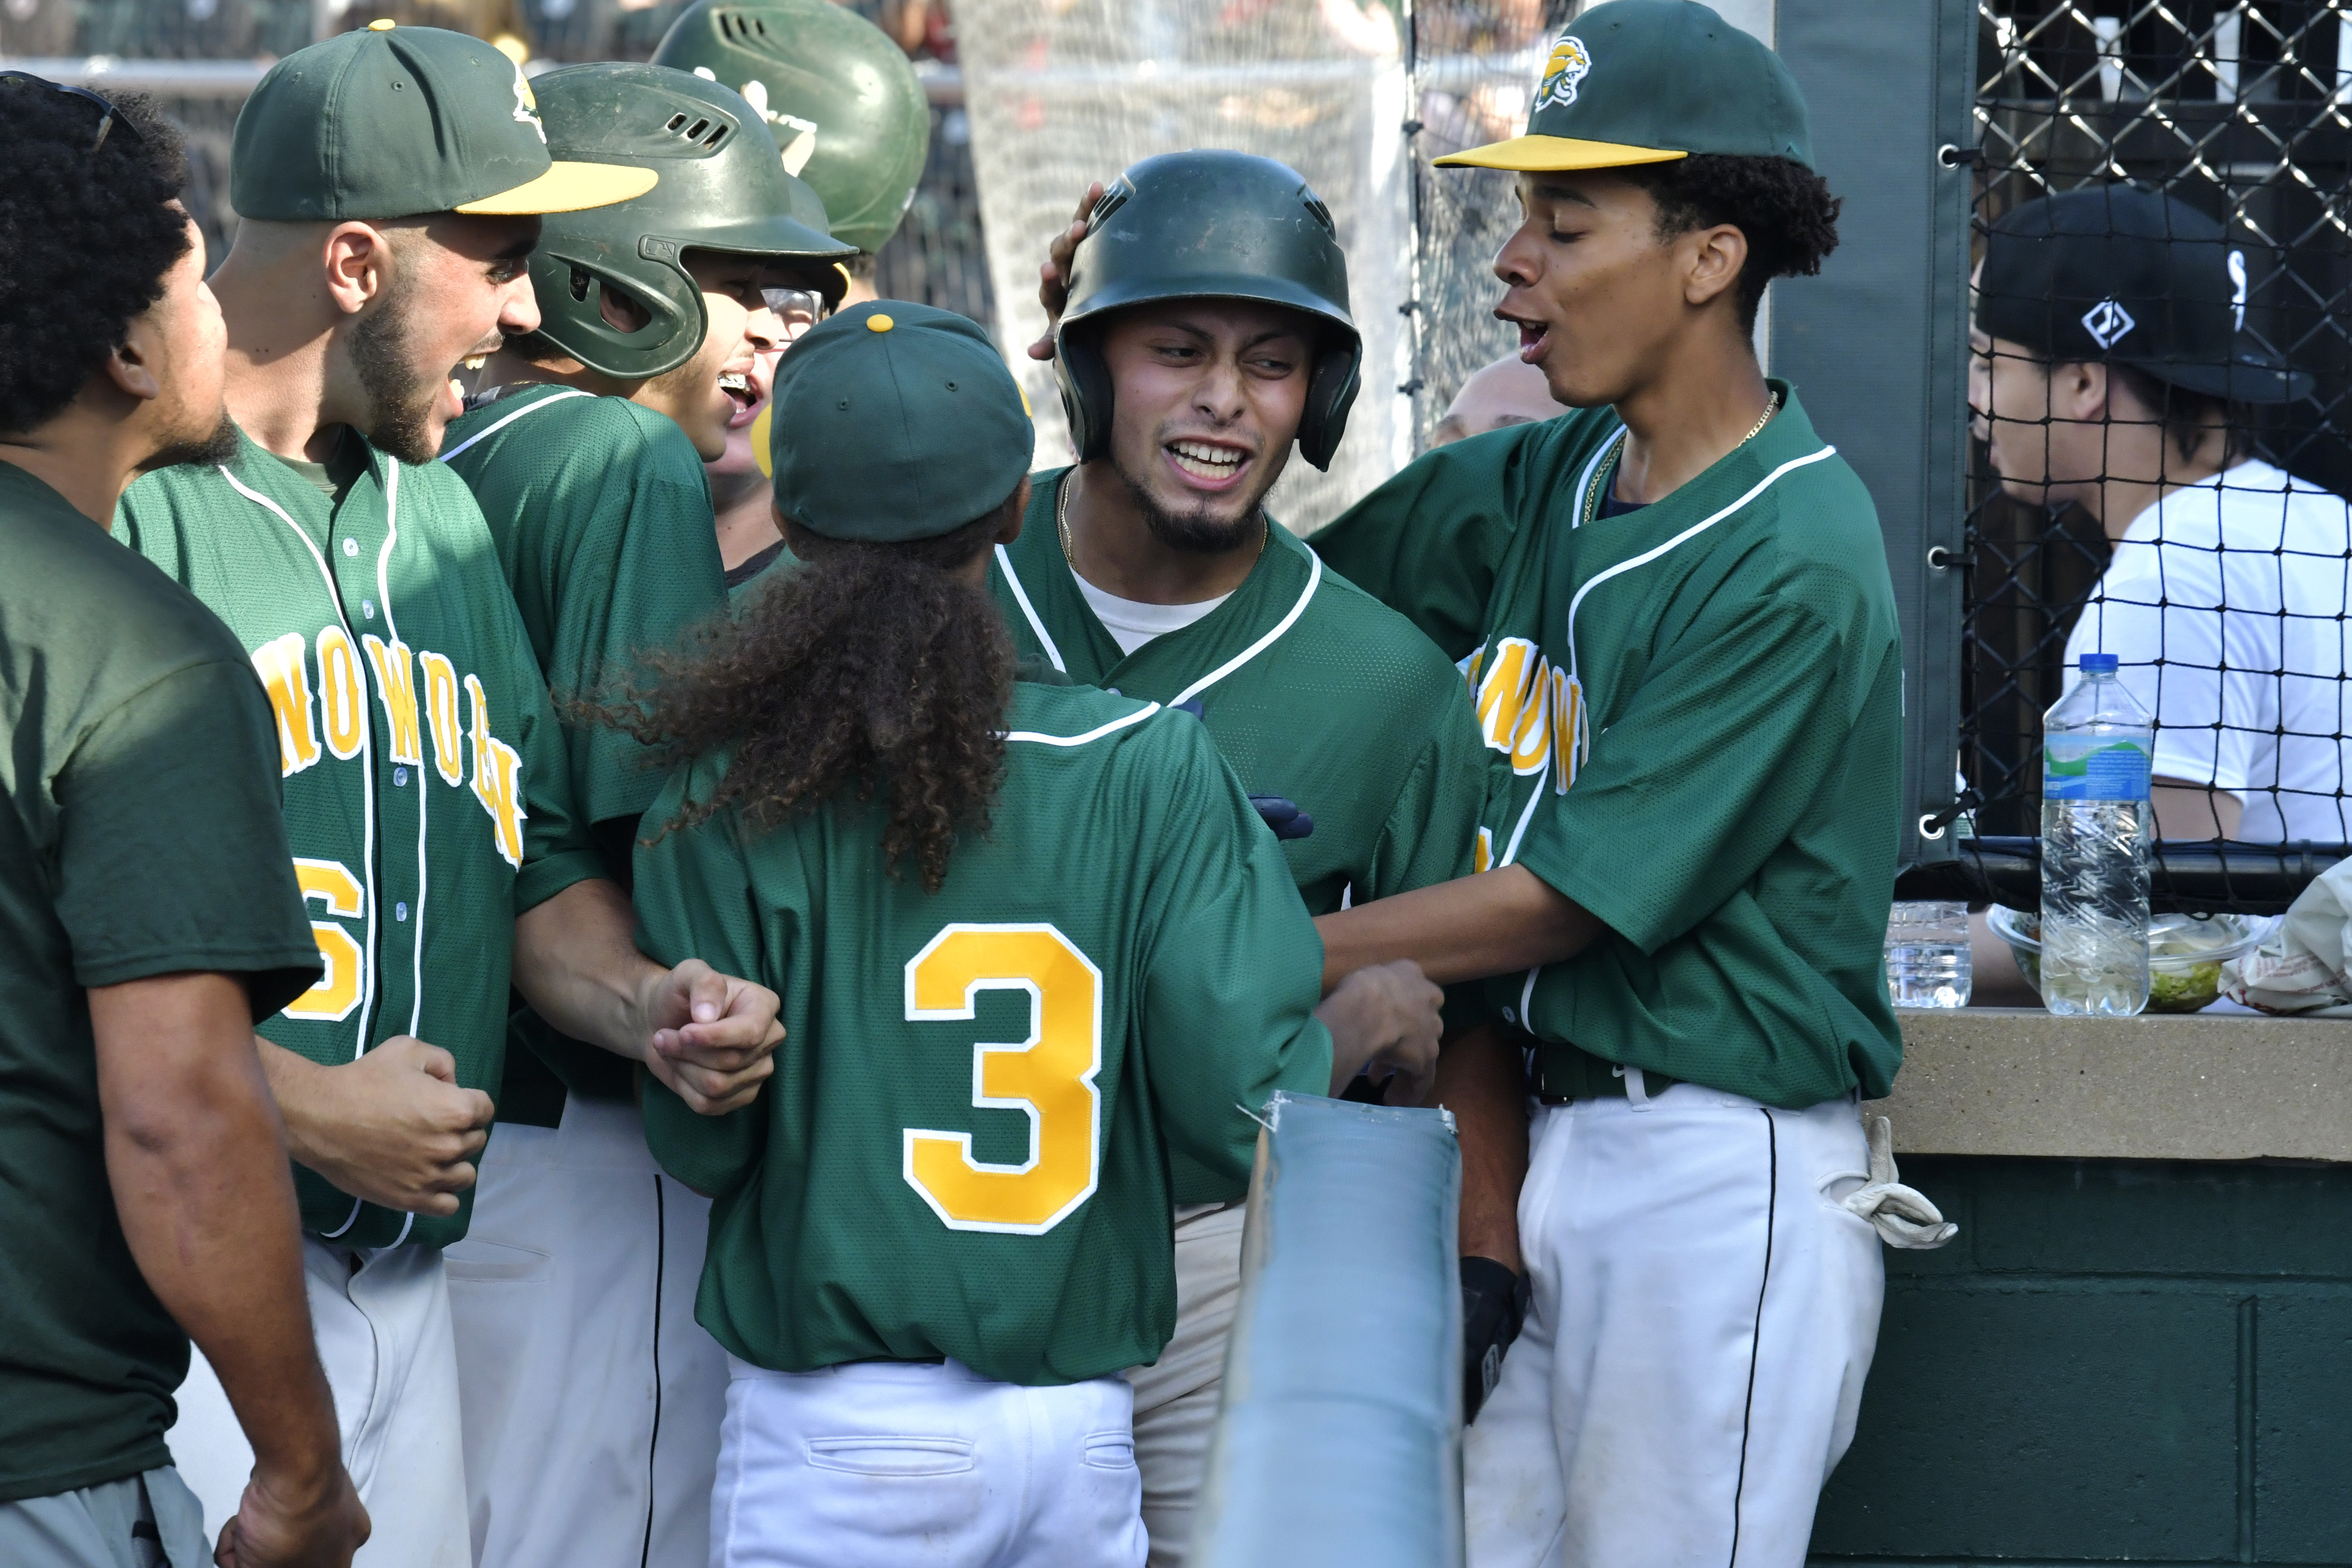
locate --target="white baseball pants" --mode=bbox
[168,1239,470,1568]
[712,1356,1148,1568]
[445,1095,728,1568]
[1462,1079,1884,1568]
[1123,1202,1245,1568]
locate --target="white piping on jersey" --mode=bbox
[378,459,428,1043]
[221,462,381,1243]
[1167,551,1321,709]
[996,543,1068,674]
[435,386,595,464]
[1003,702,1163,747]
[1560,444,1838,694]
[1497,442,1840,1018]
[1569,428,1628,532]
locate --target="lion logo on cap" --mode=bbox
[1534,34,1593,113]
[510,59,545,143]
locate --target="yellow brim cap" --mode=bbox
[1431,136,1689,173]
[456,160,658,216]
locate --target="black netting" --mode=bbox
[1961,0,2352,909]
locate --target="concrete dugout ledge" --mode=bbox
[1866,1008,2352,1163]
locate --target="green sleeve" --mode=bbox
[537,436,724,831]
[632,765,771,1198]
[1310,432,1529,664]
[56,661,322,1014]
[1136,722,1334,1194]
[1363,675,1487,903]
[1515,590,1866,956]
[507,609,605,913]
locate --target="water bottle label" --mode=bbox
[2045,740,2151,801]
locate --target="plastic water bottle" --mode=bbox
[1885,901,1972,1008]
[2040,652,2153,1016]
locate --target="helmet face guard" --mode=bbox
[515,63,854,382]
[1052,152,1362,472]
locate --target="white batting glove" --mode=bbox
[1840,1116,1958,1249]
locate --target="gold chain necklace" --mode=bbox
[1058,470,1269,568]
[1583,390,1780,528]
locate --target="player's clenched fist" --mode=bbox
[636,957,784,1116]
[215,1460,369,1568]
[1315,959,1446,1103]
[258,1034,496,1217]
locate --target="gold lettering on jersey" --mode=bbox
[903,924,1104,1236]
[1552,667,1585,794]
[1475,826,1493,874]
[1475,638,1554,778]
[286,857,365,1022]
[252,632,323,777]
[420,652,465,787]
[315,627,367,761]
[363,635,424,767]
[464,674,527,869]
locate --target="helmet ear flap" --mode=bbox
[1054,325,1115,463]
[522,245,707,381]
[1296,338,1362,471]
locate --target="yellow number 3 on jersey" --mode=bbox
[902,924,1104,1235]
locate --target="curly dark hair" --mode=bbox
[611,492,1021,893]
[1620,155,1842,336]
[0,80,192,435]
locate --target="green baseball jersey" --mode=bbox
[990,471,1486,915]
[1316,384,1905,1108]
[442,384,730,1113]
[116,425,604,1247]
[637,679,1333,1386]
[0,460,319,1503]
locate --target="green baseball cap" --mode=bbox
[1435,0,1811,174]
[769,301,1033,543]
[230,21,657,222]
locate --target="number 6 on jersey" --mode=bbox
[903,924,1104,1235]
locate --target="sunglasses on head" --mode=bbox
[0,70,146,154]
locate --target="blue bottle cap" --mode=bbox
[2079,652,2119,673]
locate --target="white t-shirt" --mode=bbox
[1073,572,1230,656]
[2064,457,2352,843]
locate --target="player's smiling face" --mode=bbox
[636,251,790,462]
[362,212,541,463]
[1096,300,1312,550]
[1492,172,1740,410]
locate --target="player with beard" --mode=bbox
[990,149,1502,1567]
[434,63,851,1568]
[0,74,367,1568]
[648,0,934,587]
[111,28,786,1568]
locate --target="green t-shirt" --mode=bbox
[637,681,1333,1386]
[0,460,319,1502]
[116,426,605,1247]
[441,384,730,1113]
[1315,385,1905,1108]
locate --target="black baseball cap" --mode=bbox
[1977,185,2309,405]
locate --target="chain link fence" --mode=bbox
[1951,0,2352,909]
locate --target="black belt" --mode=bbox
[1521,1032,1681,1105]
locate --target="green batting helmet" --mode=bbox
[1055,151,1361,472]
[650,0,931,256]
[516,62,855,382]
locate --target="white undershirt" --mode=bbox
[1073,572,1230,656]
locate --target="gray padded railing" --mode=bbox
[1190,1092,1464,1568]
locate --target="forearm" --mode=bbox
[511,877,663,1061]
[1314,865,1604,993]
[94,976,341,1482]
[1425,1023,1527,1271]
[257,1036,339,1173]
